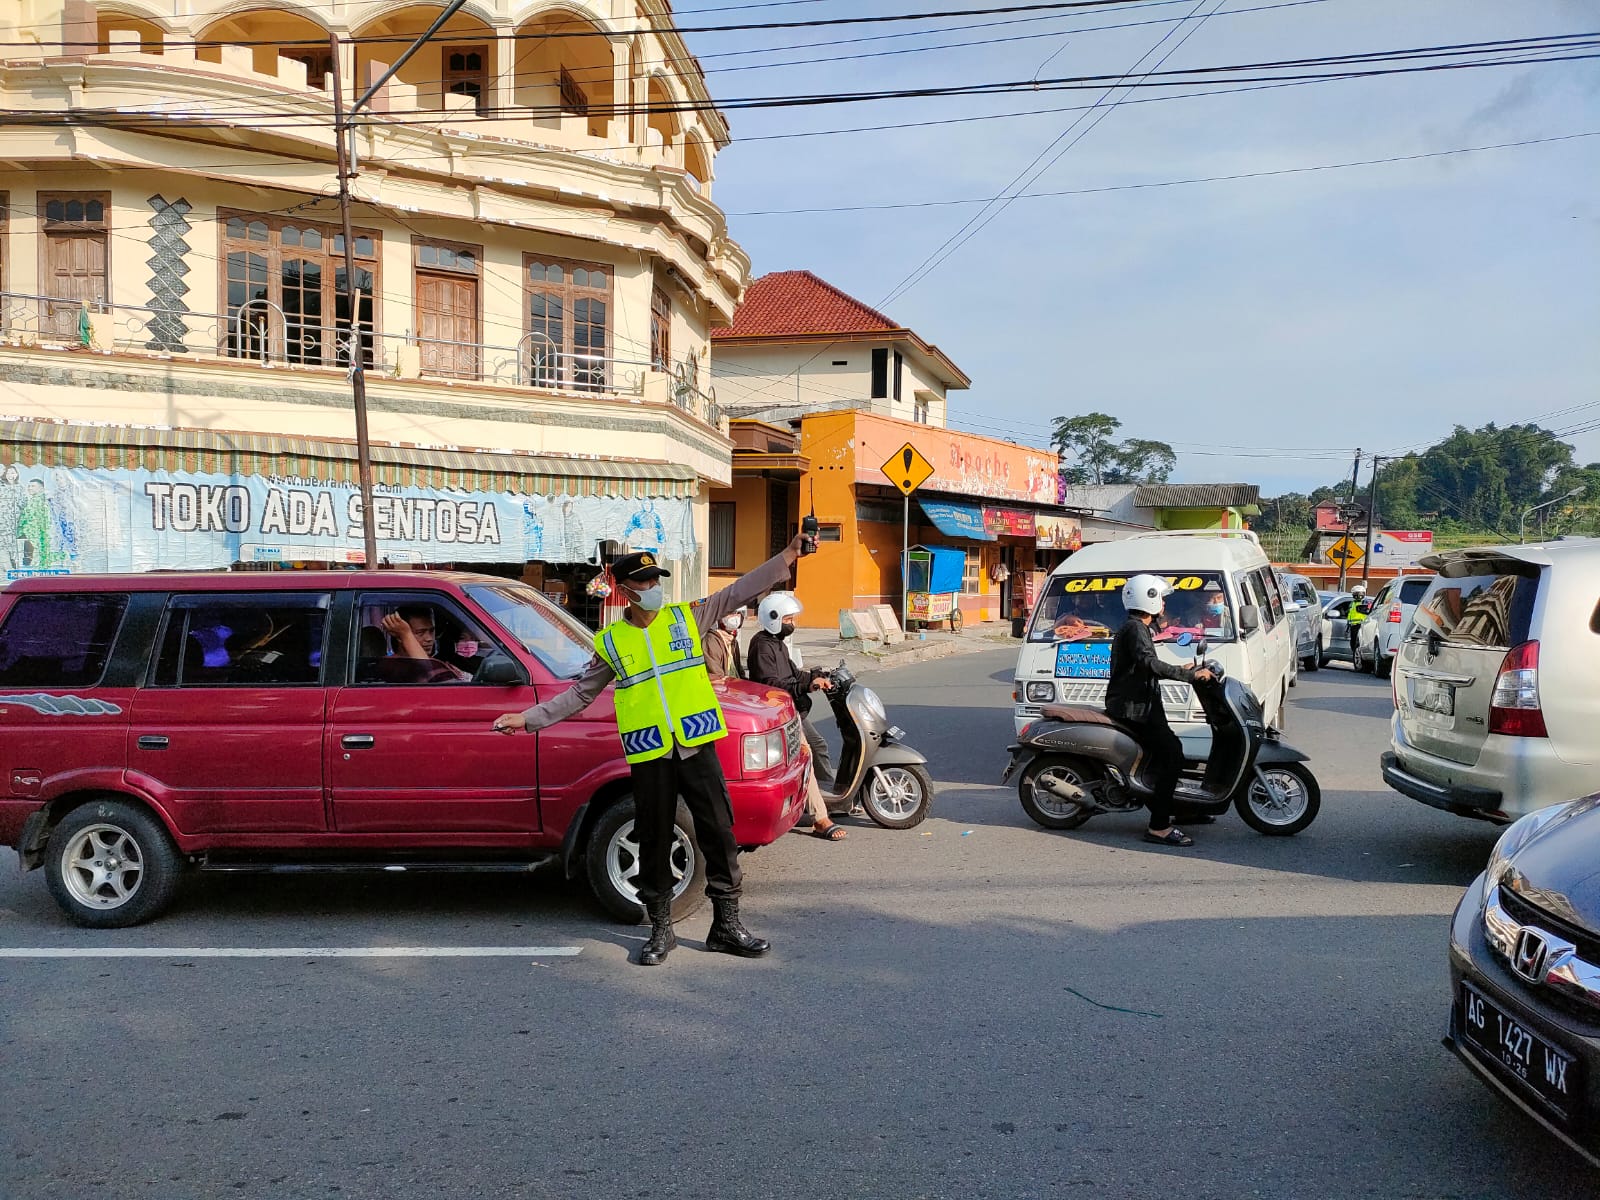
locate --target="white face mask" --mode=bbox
[630,584,665,612]
[721,615,743,632]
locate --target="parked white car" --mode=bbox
[1383,541,1600,822]
[1278,571,1325,673]
[1355,574,1434,677]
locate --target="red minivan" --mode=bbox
[0,571,808,927]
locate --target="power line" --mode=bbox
[3,0,1201,51]
[58,0,1304,124]
[8,35,1595,132]
[724,130,1600,215]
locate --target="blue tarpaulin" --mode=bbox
[918,499,996,542]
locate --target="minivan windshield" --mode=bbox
[466,582,595,678]
[1027,571,1235,644]
[1406,564,1536,650]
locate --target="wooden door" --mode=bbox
[416,273,479,379]
[43,233,107,337]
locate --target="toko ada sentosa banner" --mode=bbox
[0,464,695,575]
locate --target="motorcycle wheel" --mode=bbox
[1018,755,1098,830]
[860,764,933,830]
[1235,762,1321,836]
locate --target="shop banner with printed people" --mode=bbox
[0,464,695,576]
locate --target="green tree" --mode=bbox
[1050,412,1122,485]
[1050,412,1175,485]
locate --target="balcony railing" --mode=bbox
[0,291,725,432]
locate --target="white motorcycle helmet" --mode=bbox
[758,591,803,635]
[1121,573,1173,617]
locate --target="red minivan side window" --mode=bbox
[0,593,129,687]
[150,594,329,687]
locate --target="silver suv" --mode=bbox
[1383,541,1600,823]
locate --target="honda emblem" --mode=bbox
[1512,928,1549,984]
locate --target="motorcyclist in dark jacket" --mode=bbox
[1106,574,1214,847]
[748,592,845,841]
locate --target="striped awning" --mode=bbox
[0,419,700,498]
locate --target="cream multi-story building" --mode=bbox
[0,0,749,612]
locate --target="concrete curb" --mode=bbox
[797,632,1018,675]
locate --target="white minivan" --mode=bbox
[1012,530,1298,751]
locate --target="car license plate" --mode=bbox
[1459,983,1580,1123]
[1411,679,1455,725]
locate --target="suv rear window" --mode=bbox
[1398,578,1431,605]
[0,594,129,687]
[1408,565,1537,650]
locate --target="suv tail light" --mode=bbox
[1489,640,1547,738]
[1386,606,1403,623]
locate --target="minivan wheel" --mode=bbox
[44,799,184,928]
[1236,763,1321,836]
[585,796,706,924]
[1303,640,1321,672]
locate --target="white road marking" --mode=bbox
[0,946,583,959]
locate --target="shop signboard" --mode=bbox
[852,412,1058,505]
[1036,514,1082,550]
[1372,530,1434,567]
[0,463,697,574]
[983,506,1036,537]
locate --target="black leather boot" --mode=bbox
[637,900,676,966]
[705,897,770,958]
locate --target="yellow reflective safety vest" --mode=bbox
[594,604,728,764]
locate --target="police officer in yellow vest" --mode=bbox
[1347,581,1369,661]
[493,534,814,966]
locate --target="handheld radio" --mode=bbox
[800,480,819,555]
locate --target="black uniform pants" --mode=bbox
[1128,708,1184,828]
[629,745,743,905]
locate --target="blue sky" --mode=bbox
[683,0,1600,495]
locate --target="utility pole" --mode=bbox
[1362,455,1383,589]
[331,0,468,566]
[1339,448,1361,591]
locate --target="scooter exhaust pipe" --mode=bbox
[1034,773,1107,813]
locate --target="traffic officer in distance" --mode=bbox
[493,534,815,966]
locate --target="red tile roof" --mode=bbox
[711,270,899,339]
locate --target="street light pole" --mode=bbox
[1520,487,1585,543]
[1339,448,1361,591]
[1362,455,1383,590]
[332,0,469,566]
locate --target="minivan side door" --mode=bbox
[325,589,542,837]
[128,591,331,835]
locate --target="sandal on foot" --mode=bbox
[1143,828,1194,847]
[811,823,847,841]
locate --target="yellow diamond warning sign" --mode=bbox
[1326,536,1364,567]
[881,443,935,496]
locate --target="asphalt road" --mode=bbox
[2,649,1596,1199]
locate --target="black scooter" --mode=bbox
[1001,645,1320,836]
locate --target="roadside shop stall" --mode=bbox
[904,543,967,632]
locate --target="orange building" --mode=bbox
[709,411,1070,630]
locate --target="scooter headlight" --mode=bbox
[856,688,886,724]
[1025,681,1055,703]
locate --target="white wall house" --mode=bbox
[709,271,969,429]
